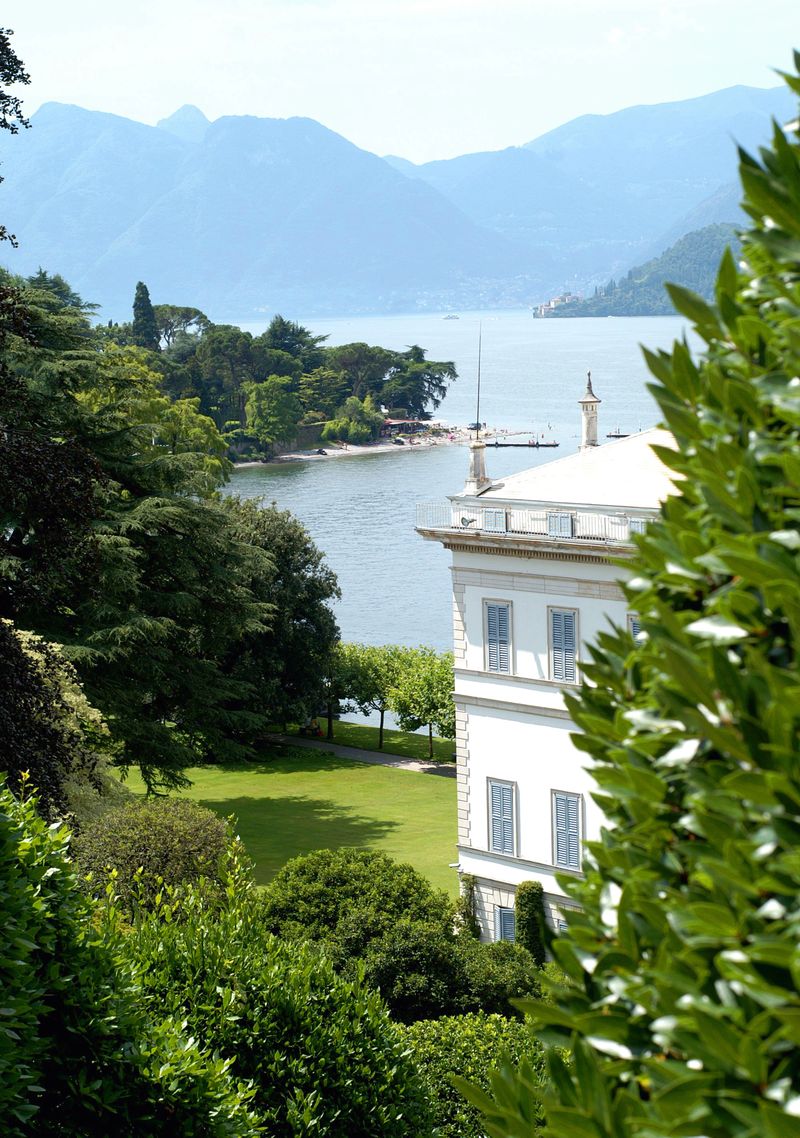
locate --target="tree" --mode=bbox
[390,647,456,758]
[243,374,303,449]
[152,303,210,348]
[468,56,800,1138]
[0,620,115,822]
[260,314,328,371]
[514,880,547,968]
[221,498,340,730]
[0,26,29,246]
[322,393,385,444]
[382,345,457,418]
[298,366,351,418]
[341,642,407,749]
[131,281,160,351]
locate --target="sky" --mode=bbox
[8,1,800,163]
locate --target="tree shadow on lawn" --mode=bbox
[200,751,369,777]
[196,793,400,885]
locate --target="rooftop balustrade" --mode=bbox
[415,500,651,544]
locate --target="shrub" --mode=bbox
[259,846,453,949]
[0,780,260,1136]
[459,938,541,1017]
[361,918,470,1023]
[455,872,482,939]
[400,1012,545,1138]
[74,796,233,908]
[467,56,800,1138]
[514,880,547,967]
[129,882,433,1137]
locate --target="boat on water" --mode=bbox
[443,313,460,320]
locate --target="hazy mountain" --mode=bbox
[0,84,792,320]
[0,105,540,320]
[392,84,792,286]
[546,223,740,318]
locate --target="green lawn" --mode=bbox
[286,719,456,763]
[124,746,458,895]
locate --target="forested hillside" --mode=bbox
[547,223,740,317]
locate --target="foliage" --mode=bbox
[468,58,800,1138]
[515,880,547,967]
[456,872,482,939]
[152,303,209,347]
[322,393,385,444]
[338,642,407,748]
[222,497,340,728]
[129,874,433,1137]
[551,223,740,318]
[390,646,456,757]
[400,1013,545,1138]
[260,846,453,948]
[260,847,538,1020]
[74,797,235,909]
[0,781,261,1136]
[0,26,29,246]
[131,280,160,350]
[244,373,304,448]
[0,619,115,822]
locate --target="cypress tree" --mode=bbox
[514,880,546,968]
[131,280,159,351]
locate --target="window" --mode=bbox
[547,511,574,538]
[488,780,515,855]
[627,612,643,641]
[495,906,516,942]
[485,601,511,673]
[629,517,647,535]
[482,508,507,533]
[550,608,577,683]
[553,791,581,870]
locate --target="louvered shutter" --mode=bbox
[551,609,577,682]
[490,782,514,854]
[497,907,516,942]
[486,603,510,673]
[554,792,580,869]
[628,612,642,641]
[547,511,573,537]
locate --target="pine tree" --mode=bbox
[131,280,159,351]
[466,56,800,1138]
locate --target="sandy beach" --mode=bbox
[234,427,489,467]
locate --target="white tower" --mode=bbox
[579,371,601,450]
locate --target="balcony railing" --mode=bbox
[416,501,650,544]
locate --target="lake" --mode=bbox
[228,310,696,651]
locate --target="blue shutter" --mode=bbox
[629,612,642,641]
[490,782,514,854]
[497,907,516,942]
[547,512,573,537]
[551,610,577,682]
[554,792,580,869]
[486,603,510,673]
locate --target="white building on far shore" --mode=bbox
[416,379,676,939]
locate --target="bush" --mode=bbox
[400,1012,545,1138]
[459,938,541,1016]
[75,797,233,908]
[129,882,433,1137]
[361,918,470,1023]
[259,847,453,949]
[0,780,260,1136]
[514,880,547,967]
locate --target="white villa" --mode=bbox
[416,378,676,941]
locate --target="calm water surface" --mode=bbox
[228,311,695,650]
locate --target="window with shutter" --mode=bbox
[629,517,647,534]
[482,508,507,533]
[627,612,643,641]
[489,780,515,855]
[485,602,511,673]
[550,608,577,683]
[553,791,581,869]
[547,511,574,537]
[496,906,516,942]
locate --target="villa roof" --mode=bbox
[476,427,678,510]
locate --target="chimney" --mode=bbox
[578,371,601,450]
[464,439,491,495]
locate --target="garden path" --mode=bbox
[264,733,456,777]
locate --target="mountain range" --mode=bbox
[0,84,794,321]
